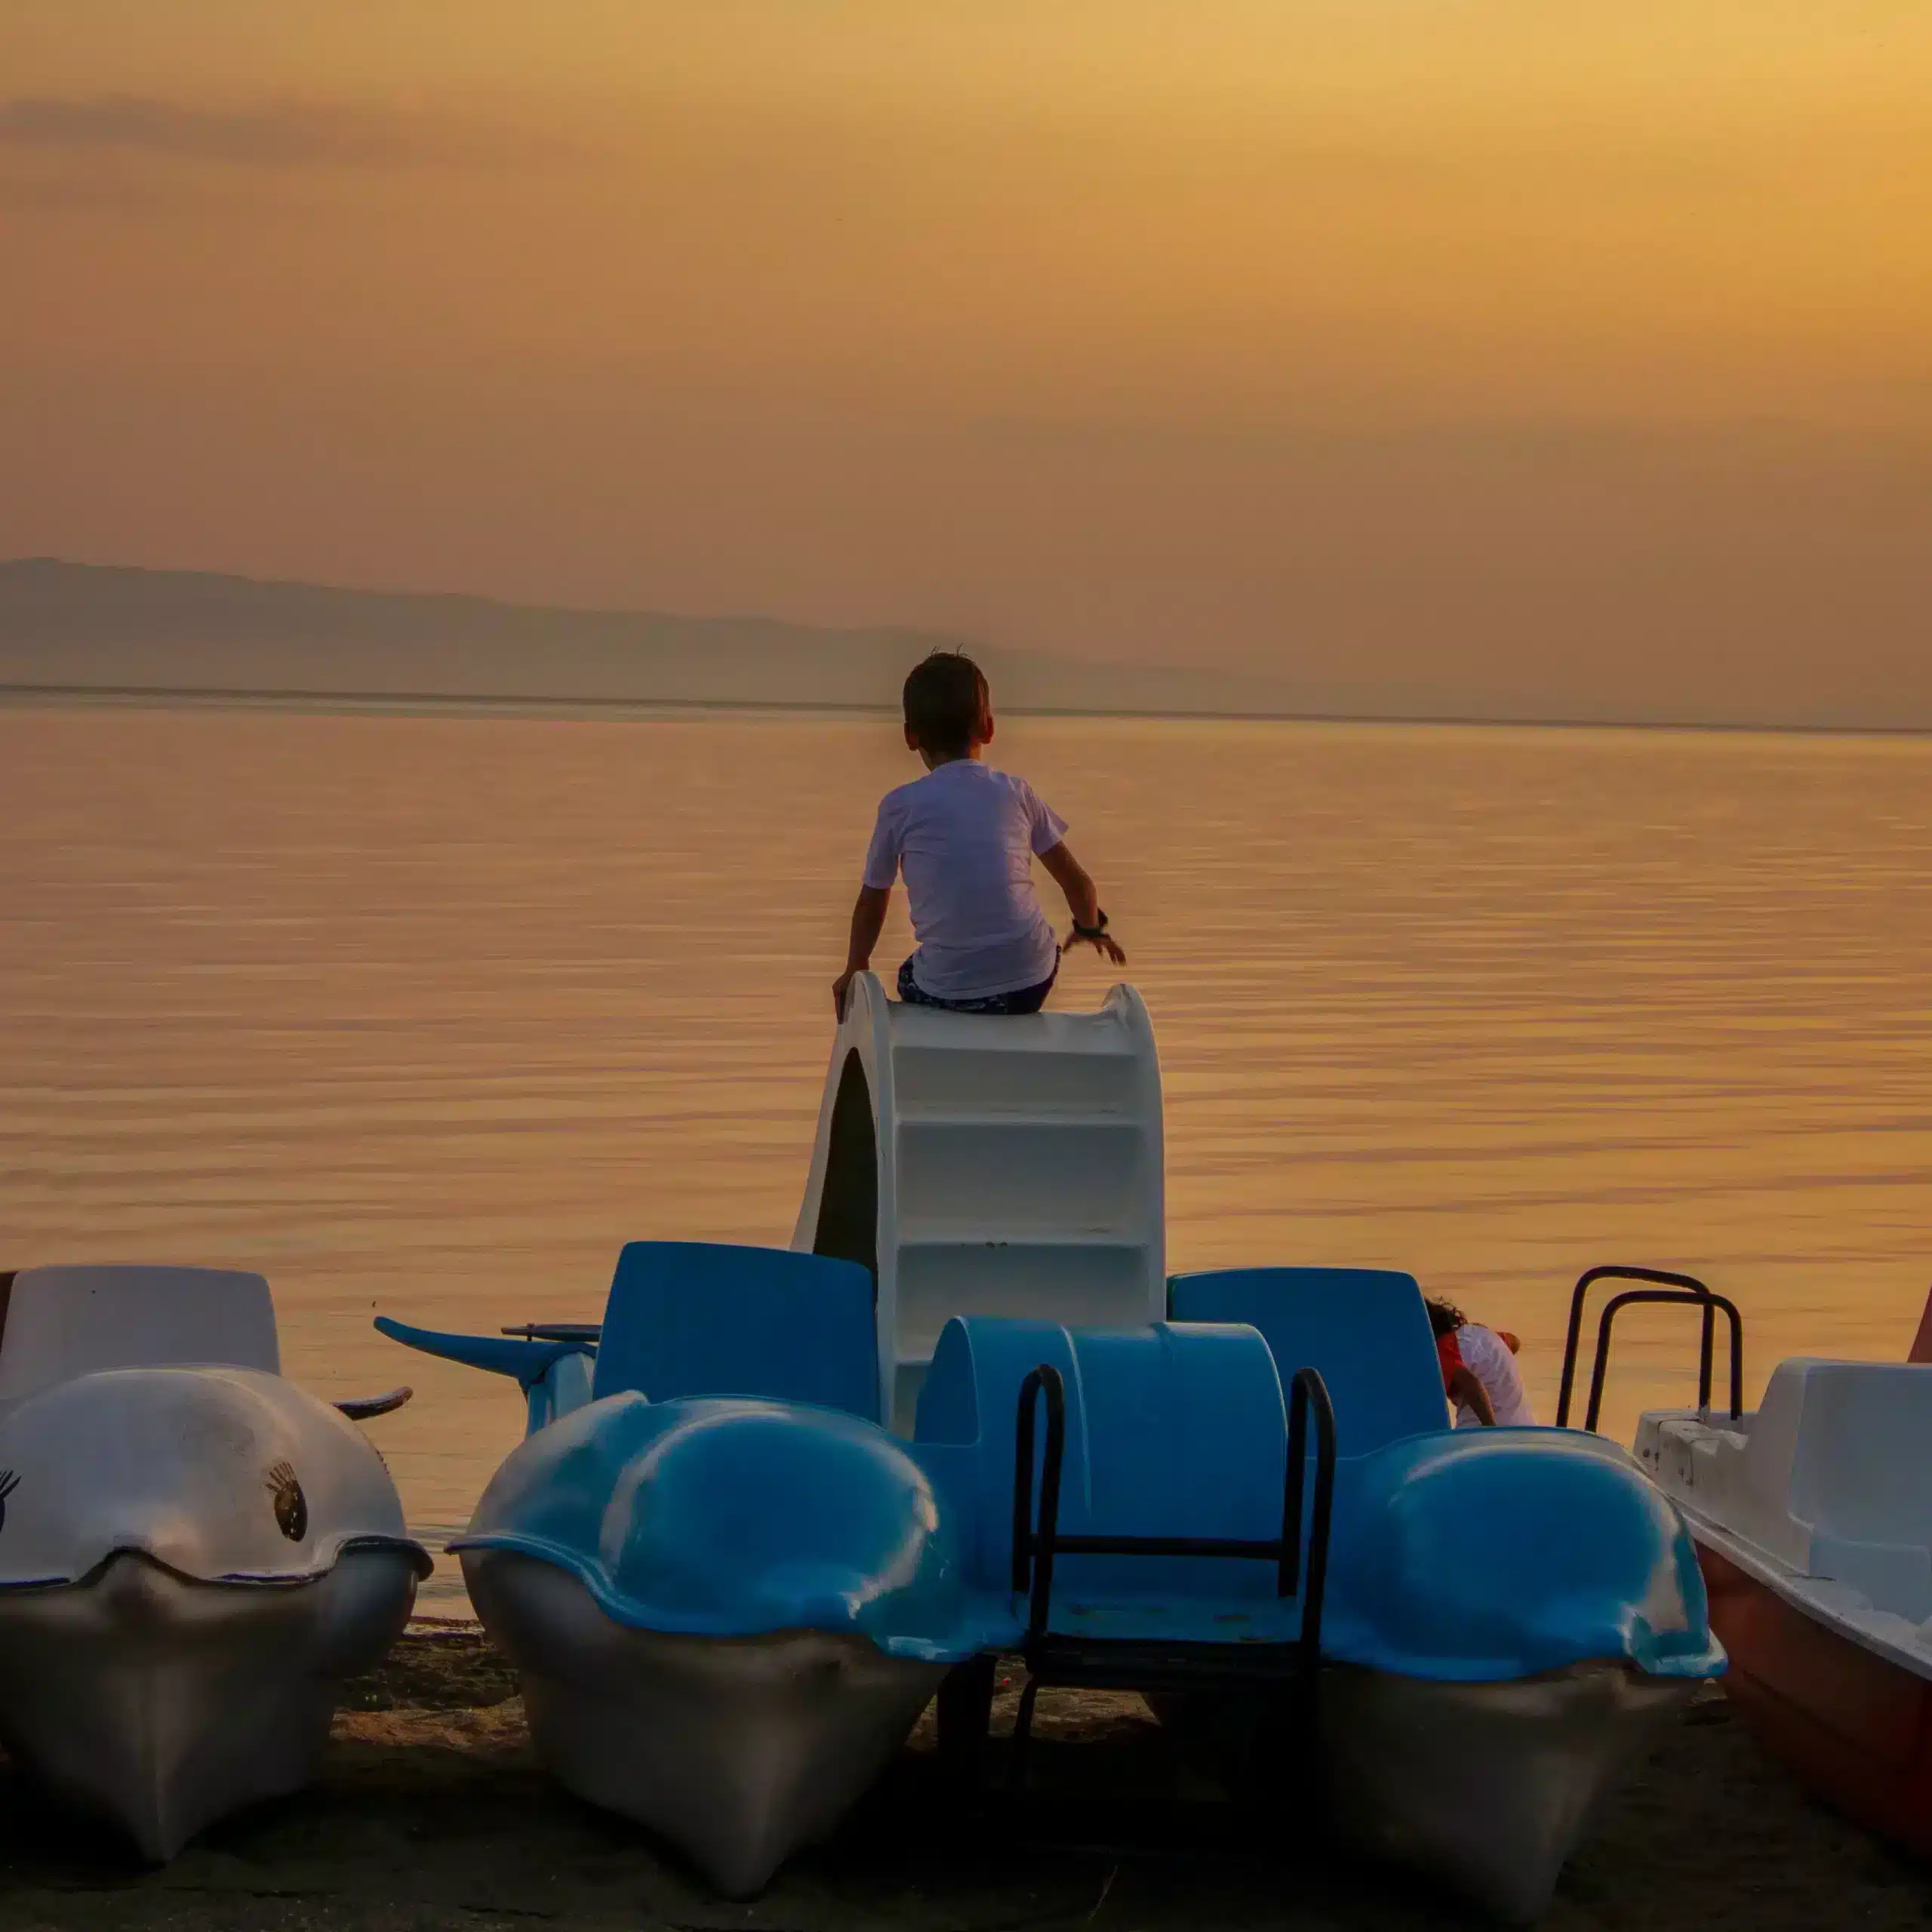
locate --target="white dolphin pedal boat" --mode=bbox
[0,1265,431,1858]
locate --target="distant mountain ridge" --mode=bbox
[0,559,1315,718]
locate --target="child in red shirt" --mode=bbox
[1427,1297,1537,1428]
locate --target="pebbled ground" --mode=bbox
[0,1634,1924,1930]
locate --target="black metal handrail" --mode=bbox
[1010,1358,1337,1660]
[500,1322,603,1344]
[1283,1365,1337,1661]
[1555,1264,1743,1430]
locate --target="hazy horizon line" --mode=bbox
[8,680,1930,746]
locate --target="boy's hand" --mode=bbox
[1039,841,1126,965]
[1064,927,1128,965]
[832,970,857,1020]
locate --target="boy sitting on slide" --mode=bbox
[833,651,1126,1020]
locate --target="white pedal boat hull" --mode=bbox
[1634,1359,1932,1854]
[0,1356,428,1857]
[1322,1662,1694,1923]
[0,1546,417,1858]
[465,1549,943,1897]
[1156,1660,1691,1921]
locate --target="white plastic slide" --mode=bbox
[792,970,1166,1430]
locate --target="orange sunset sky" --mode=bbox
[2,3,1927,721]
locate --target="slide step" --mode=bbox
[794,972,1167,1432]
[896,1229,1148,1250]
[894,1105,1137,1127]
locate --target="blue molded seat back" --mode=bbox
[592,1241,881,1422]
[1168,1267,1446,1456]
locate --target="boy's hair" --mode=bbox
[903,651,991,759]
[1424,1296,1466,1339]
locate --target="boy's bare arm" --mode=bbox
[832,884,892,1018]
[1038,841,1127,964]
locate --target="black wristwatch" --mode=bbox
[1072,909,1109,939]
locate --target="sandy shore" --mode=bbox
[0,1631,1926,1930]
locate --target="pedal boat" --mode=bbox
[0,1266,430,1859]
[1567,1266,1932,1859]
[382,978,1721,1919]
[384,1246,1719,1918]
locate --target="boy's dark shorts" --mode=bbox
[897,955,1057,1016]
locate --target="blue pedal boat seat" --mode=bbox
[1168,1266,1447,1454]
[592,1241,881,1423]
[914,1315,1321,1638]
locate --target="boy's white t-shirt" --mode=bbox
[1453,1323,1537,1429]
[863,760,1067,999]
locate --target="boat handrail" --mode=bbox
[1009,1357,1337,1660]
[1555,1265,1744,1430]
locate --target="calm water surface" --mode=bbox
[4,705,1930,1611]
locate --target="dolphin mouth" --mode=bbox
[212,1532,434,1585]
[0,1543,420,1860]
[0,1532,434,1593]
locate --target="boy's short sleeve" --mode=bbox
[1023,781,1069,856]
[861,795,903,890]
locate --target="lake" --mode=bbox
[4,702,1929,1611]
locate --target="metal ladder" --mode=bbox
[1555,1263,1745,1431]
[935,1357,1337,1793]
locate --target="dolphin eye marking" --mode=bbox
[266,1461,307,1542]
[0,1469,17,1532]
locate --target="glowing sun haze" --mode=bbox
[3,3,1927,722]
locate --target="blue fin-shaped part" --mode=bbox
[374,1315,589,1389]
